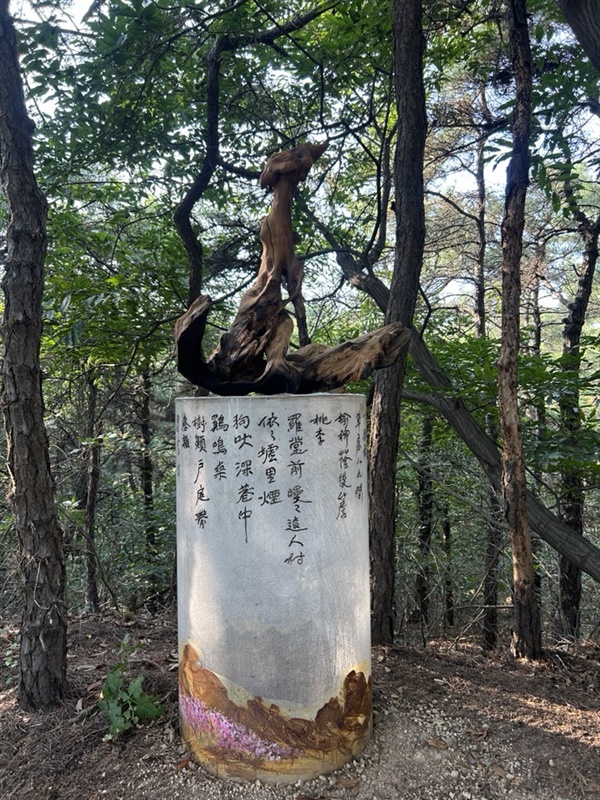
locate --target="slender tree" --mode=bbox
[472,88,505,651]
[557,196,600,638]
[83,369,100,613]
[368,0,427,644]
[498,0,542,659]
[0,0,67,707]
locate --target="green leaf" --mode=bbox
[101,699,128,738]
[102,669,124,699]
[127,675,144,700]
[133,691,164,720]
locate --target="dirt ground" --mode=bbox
[1,611,599,800]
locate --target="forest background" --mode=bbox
[0,0,600,711]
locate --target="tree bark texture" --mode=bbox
[473,108,504,652]
[0,0,67,708]
[473,90,494,340]
[558,0,600,73]
[175,142,409,395]
[368,0,427,644]
[527,275,545,609]
[557,213,599,637]
[499,0,541,659]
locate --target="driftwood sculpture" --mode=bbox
[175,142,408,395]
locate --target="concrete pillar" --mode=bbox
[176,394,371,783]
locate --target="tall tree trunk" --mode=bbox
[473,100,504,651]
[557,214,599,638]
[412,415,434,626]
[498,0,542,659]
[368,0,426,644]
[84,371,101,613]
[527,272,545,607]
[0,0,67,708]
[473,98,490,342]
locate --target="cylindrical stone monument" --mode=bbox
[176,394,371,783]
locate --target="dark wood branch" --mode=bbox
[173,1,340,306]
[224,1,340,51]
[368,124,395,267]
[426,189,481,225]
[217,156,261,181]
[174,38,222,305]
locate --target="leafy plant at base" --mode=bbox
[97,635,164,740]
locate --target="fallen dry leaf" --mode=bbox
[425,737,448,750]
[584,783,600,794]
[335,777,360,789]
[466,727,488,740]
[175,754,192,772]
[489,763,507,779]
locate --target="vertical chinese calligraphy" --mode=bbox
[176,397,366,565]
